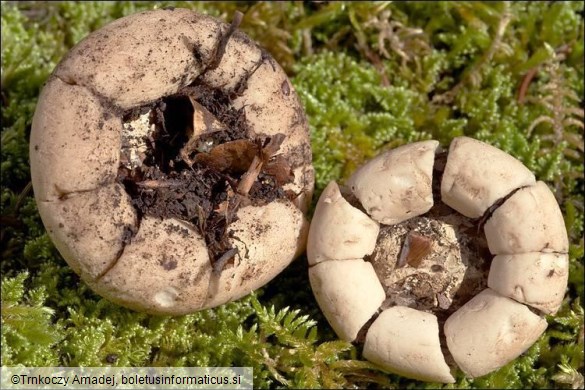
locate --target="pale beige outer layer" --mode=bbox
[204,201,307,309]
[54,8,216,109]
[92,202,305,315]
[307,181,379,265]
[444,289,548,378]
[309,260,385,342]
[30,77,121,201]
[90,217,212,315]
[31,8,314,314]
[441,137,536,218]
[363,306,455,383]
[200,31,263,91]
[36,184,136,281]
[86,202,305,314]
[488,252,568,314]
[346,140,439,225]
[484,181,569,254]
[232,58,314,213]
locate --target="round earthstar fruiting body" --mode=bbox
[30,8,314,315]
[308,136,569,382]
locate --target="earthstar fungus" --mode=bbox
[308,137,569,382]
[30,8,314,315]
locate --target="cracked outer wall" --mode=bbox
[30,8,314,315]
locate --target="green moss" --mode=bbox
[293,51,428,195]
[1,272,62,366]
[1,1,583,388]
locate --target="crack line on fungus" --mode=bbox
[95,217,141,282]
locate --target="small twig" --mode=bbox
[213,247,239,275]
[236,134,285,196]
[237,155,264,196]
[208,11,243,71]
[517,67,538,104]
[136,179,182,188]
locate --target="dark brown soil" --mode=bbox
[117,85,292,267]
[115,12,300,269]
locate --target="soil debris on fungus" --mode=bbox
[30,7,314,315]
[113,10,298,272]
[117,86,294,270]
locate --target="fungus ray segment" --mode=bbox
[38,183,139,283]
[52,73,126,118]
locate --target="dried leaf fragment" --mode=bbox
[180,96,228,164]
[398,232,433,268]
[193,139,258,173]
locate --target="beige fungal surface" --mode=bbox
[231,56,315,213]
[308,136,568,382]
[346,140,439,225]
[307,181,379,265]
[37,183,136,280]
[441,136,536,218]
[484,181,569,254]
[91,217,212,315]
[363,306,455,383]
[54,8,216,109]
[488,252,568,314]
[309,259,385,342]
[31,8,313,315]
[199,30,263,91]
[30,77,121,201]
[204,201,307,309]
[444,289,548,378]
